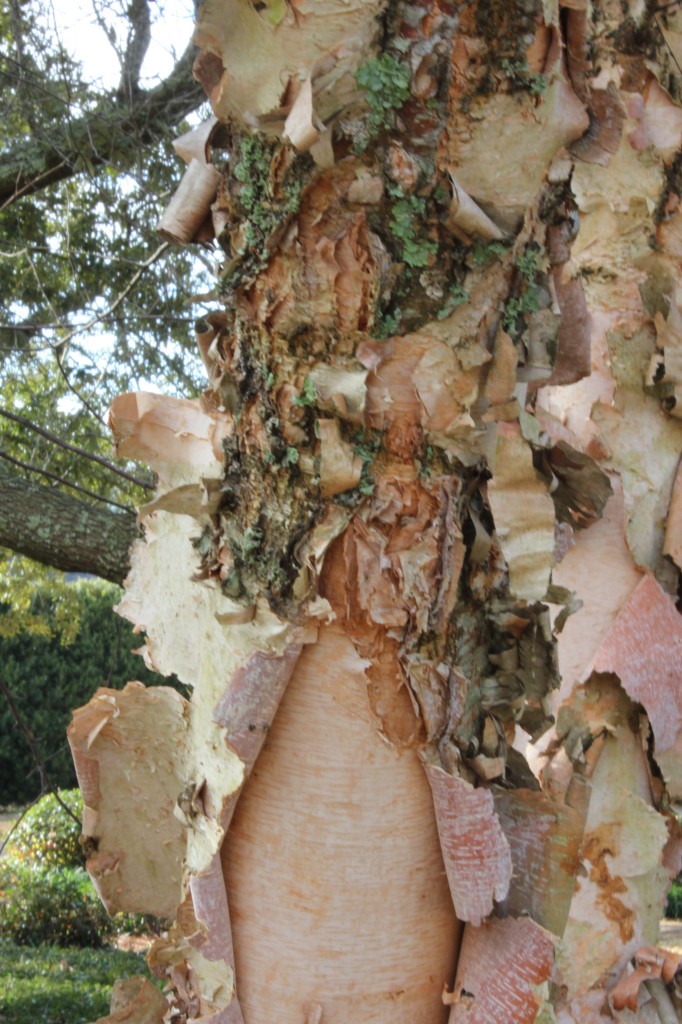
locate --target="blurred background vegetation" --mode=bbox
[0,788,165,1023]
[0,0,207,1017]
[0,580,187,805]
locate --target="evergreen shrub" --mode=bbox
[0,790,156,947]
[7,790,83,868]
[0,862,146,947]
[666,879,682,919]
[0,581,186,804]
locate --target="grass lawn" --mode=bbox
[0,942,149,1024]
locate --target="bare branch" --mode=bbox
[0,448,133,512]
[53,348,109,427]
[0,40,206,208]
[119,0,152,101]
[0,406,154,490]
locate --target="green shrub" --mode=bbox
[2,791,162,947]
[666,879,682,919]
[0,861,147,947]
[1,862,109,947]
[0,940,148,1024]
[7,790,84,868]
[0,580,187,805]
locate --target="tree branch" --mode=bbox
[119,0,152,101]
[0,406,154,490]
[0,40,206,209]
[0,448,133,512]
[0,463,139,584]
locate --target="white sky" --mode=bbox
[49,0,197,91]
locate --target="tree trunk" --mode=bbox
[0,463,137,583]
[69,2,682,1022]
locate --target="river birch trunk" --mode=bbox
[70,1,682,1021]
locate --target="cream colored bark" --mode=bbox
[71,1,682,1022]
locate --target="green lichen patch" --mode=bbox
[355,54,412,136]
[353,428,383,496]
[436,284,470,320]
[293,375,317,408]
[500,58,548,96]
[366,180,467,336]
[371,306,402,339]
[502,243,548,335]
[470,239,509,267]
[389,195,439,268]
[220,133,312,294]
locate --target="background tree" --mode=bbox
[0,0,217,837]
[0,0,213,618]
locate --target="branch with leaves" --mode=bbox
[0,39,205,208]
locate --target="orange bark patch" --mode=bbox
[247,173,381,338]
[582,833,634,944]
[221,624,460,1024]
[611,945,682,1011]
[109,392,230,481]
[321,470,464,745]
[589,573,682,799]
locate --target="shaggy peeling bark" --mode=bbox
[70,1,682,1022]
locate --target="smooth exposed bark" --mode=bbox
[0,41,205,208]
[0,464,137,583]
